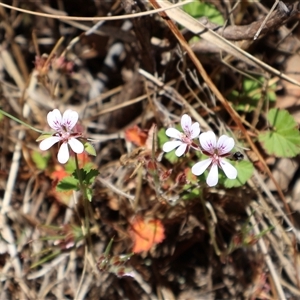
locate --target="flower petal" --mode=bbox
[200,131,216,154]
[190,122,200,139]
[57,142,70,164]
[217,135,235,155]
[181,114,192,133]
[47,109,62,131]
[62,109,78,131]
[39,136,61,150]
[220,159,237,179]
[165,128,182,139]
[162,140,182,153]
[175,143,187,157]
[191,158,212,176]
[68,137,84,154]
[206,164,219,187]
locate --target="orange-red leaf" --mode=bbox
[130,217,165,253]
[50,165,69,182]
[124,125,148,147]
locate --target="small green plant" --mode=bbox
[183,1,224,25]
[259,108,300,157]
[183,1,224,43]
[0,107,98,268]
[229,76,276,112]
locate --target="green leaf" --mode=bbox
[266,108,297,131]
[183,2,224,25]
[104,238,114,256]
[84,141,96,156]
[258,108,300,157]
[164,151,179,164]
[157,128,169,147]
[259,131,300,157]
[64,156,95,174]
[57,176,79,191]
[72,168,99,186]
[157,128,179,163]
[182,187,202,200]
[230,77,276,112]
[223,161,254,188]
[72,168,86,181]
[84,169,99,185]
[86,187,93,202]
[36,133,53,142]
[64,158,76,174]
[30,250,61,269]
[32,151,50,170]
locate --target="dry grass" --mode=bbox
[1,0,300,299]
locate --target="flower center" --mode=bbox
[55,130,71,143]
[181,134,191,144]
[211,153,220,165]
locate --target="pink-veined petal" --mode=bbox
[175,143,187,157]
[68,137,84,154]
[57,142,70,164]
[39,136,61,150]
[220,159,237,179]
[199,131,216,154]
[62,110,78,131]
[47,109,62,131]
[217,135,235,155]
[165,128,182,139]
[190,122,200,139]
[206,164,219,187]
[163,140,182,153]
[181,114,192,134]
[191,158,212,176]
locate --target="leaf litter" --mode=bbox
[1,0,300,299]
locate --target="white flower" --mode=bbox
[162,114,200,157]
[39,109,84,164]
[191,131,237,187]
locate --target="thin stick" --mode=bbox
[0,1,193,22]
[254,0,279,40]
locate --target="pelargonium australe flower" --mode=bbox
[191,131,237,187]
[163,114,200,157]
[39,109,84,164]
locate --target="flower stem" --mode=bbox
[0,108,49,134]
[74,153,92,246]
[74,153,88,201]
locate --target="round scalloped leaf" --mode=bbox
[259,131,300,157]
[258,109,300,157]
[267,108,298,131]
[222,161,254,188]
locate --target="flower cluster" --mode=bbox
[163,114,238,187]
[39,109,84,164]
